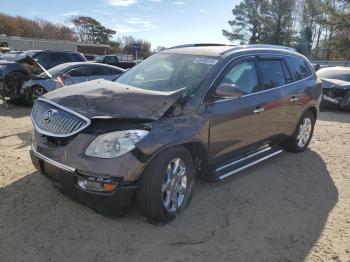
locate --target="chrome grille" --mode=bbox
[31,98,90,137]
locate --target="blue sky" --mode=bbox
[1,0,240,49]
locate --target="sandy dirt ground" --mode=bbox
[0,103,349,262]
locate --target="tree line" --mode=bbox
[223,0,350,60]
[0,13,152,57]
[0,13,76,41]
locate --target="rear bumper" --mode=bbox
[30,148,137,217]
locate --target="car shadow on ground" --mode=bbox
[0,102,31,118]
[0,149,337,262]
[0,131,32,149]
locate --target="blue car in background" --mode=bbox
[22,62,125,105]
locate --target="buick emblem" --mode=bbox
[43,109,57,123]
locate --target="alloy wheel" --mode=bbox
[32,87,45,102]
[297,117,312,148]
[162,157,187,212]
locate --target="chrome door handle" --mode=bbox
[253,107,265,114]
[290,96,299,102]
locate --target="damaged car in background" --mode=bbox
[30,44,322,224]
[317,66,350,111]
[0,50,86,105]
[22,62,125,105]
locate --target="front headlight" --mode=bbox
[85,130,149,158]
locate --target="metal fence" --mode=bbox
[311,61,350,67]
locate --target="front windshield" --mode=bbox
[317,69,350,82]
[116,53,219,93]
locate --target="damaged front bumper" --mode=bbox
[322,88,350,110]
[0,77,6,98]
[30,145,138,216]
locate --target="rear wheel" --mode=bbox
[137,146,195,224]
[285,110,315,153]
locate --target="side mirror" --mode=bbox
[215,83,243,99]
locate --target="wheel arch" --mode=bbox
[31,84,47,92]
[139,140,209,179]
[306,105,318,120]
[289,105,318,137]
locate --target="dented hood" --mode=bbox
[321,78,350,89]
[43,79,185,120]
[15,55,52,78]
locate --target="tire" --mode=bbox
[25,85,47,106]
[340,93,350,112]
[285,110,315,153]
[137,146,195,224]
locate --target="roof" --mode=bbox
[24,50,80,53]
[47,62,125,73]
[318,66,350,72]
[162,44,297,57]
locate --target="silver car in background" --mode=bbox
[22,62,125,105]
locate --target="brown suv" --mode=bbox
[30,44,322,224]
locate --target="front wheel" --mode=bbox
[137,146,195,224]
[340,93,350,112]
[26,86,47,106]
[285,110,315,153]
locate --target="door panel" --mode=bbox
[207,57,268,162]
[207,56,297,163]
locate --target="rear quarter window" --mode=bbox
[68,66,92,77]
[288,56,313,80]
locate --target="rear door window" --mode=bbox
[258,60,287,89]
[281,60,293,83]
[68,66,92,77]
[288,56,313,80]
[91,66,112,75]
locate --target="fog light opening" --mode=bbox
[77,175,118,192]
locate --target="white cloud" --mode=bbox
[114,16,160,33]
[173,1,185,5]
[62,11,79,16]
[107,0,138,7]
[149,0,162,2]
[124,17,151,26]
[199,9,208,14]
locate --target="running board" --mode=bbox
[212,146,283,180]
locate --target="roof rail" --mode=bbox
[220,44,296,55]
[168,43,236,50]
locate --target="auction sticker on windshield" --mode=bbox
[193,58,219,65]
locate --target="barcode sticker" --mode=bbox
[193,58,219,65]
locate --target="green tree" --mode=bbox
[223,0,297,45]
[71,16,116,44]
[264,0,297,45]
[222,0,269,44]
